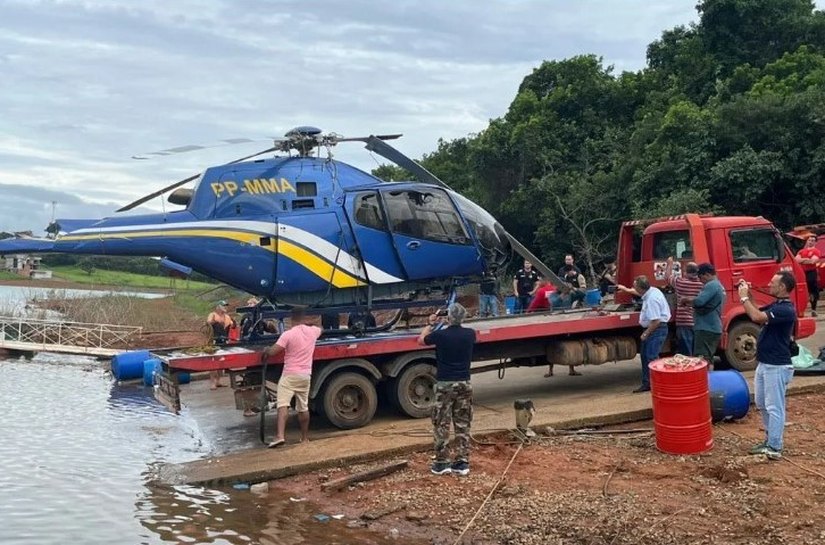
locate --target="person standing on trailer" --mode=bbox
[418,303,477,476]
[478,270,500,318]
[795,235,821,317]
[512,260,540,314]
[262,307,322,448]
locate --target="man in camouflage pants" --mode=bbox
[418,303,477,476]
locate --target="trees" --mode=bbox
[369,0,825,274]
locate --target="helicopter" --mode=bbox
[0,126,558,327]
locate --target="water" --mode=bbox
[0,355,422,545]
[0,285,167,316]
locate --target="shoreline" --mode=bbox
[0,277,171,293]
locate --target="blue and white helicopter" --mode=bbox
[0,127,553,331]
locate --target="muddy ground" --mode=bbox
[270,392,825,545]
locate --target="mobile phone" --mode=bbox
[436,309,448,316]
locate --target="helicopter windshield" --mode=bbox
[450,192,511,270]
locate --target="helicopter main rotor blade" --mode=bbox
[132,138,284,160]
[116,145,280,212]
[334,133,403,143]
[363,136,566,289]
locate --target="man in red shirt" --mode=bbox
[526,278,555,312]
[796,235,821,317]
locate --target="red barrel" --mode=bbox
[650,357,713,455]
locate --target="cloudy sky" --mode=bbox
[0,0,705,234]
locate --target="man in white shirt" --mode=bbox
[631,275,671,393]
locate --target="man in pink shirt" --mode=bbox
[262,307,322,448]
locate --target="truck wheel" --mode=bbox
[724,321,761,371]
[321,372,378,429]
[393,362,436,418]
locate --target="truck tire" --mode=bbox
[321,372,378,429]
[392,362,436,418]
[724,321,761,371]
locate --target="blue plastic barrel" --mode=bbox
[178,372,191,385]
[111,350,152,381]
[585,289,602,306]
[708,370,750,422]
[504,296,517,315]
[143,358,163,386]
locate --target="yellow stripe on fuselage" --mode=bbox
[60,229,364,288]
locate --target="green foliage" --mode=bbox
[49,265,214,291]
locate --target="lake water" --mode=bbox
[0,285,167,317]
[0,354,424,545]
[0,284,423,545]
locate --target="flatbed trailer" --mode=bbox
[155,306,646,429]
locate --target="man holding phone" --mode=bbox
[738,272,797,460]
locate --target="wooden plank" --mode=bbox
[321,460,409,492]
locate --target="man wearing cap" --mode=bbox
[418,303,477,476]
[682,263,726,366]
[206,300,235,389]
[627,275,670,393]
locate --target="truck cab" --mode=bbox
[615,214,816,370]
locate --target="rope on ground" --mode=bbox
[451,440,525,545]
[602,460,623,497]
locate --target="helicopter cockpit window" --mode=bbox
[382,189,469,244]
[354,192,386,231]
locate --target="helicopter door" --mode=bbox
[347,191,406,285]
[380,188,483,280]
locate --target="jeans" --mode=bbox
[640,325,668,388]
[515,295,531,314]
[675,326,694,356]
[478,294,499,317]
[754,363,794,451]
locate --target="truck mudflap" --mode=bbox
[154,370,181,414]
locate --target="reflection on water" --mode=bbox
[0,355,423,545]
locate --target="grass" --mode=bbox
[0,271,22,280]
[49,266,215,291]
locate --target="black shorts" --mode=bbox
[806,270,820,296]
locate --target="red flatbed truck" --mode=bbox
[154,214,815,430]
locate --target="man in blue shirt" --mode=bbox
[418,303,477,476]
[682,263,726,367]
[626,275,671,393]
[738,272,797,460]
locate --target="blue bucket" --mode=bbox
[708,370,750,422]
[504,295,517,315]
[143,358,163,387]
[111,350,152,381]
[585,289,602,306]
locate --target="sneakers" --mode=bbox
[632,385,651,393]
[430,461,452,475]
[765,447,783,460]
[748,442,782,460]
[748,442,768,455]
[451,461,470,476]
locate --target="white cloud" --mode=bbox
[0,0,710,232]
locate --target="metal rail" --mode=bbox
[0,315,142,357]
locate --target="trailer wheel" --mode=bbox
[393,362,436,418]
[724,321,761,371]
[321,372,378,429]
